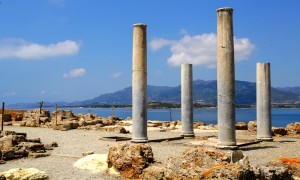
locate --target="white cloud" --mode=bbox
[41,90,61,95]
[150,33,255,68]
[0,39,80,60]
[2,92,16,97]
[63,68,86,78]
[234,38,255,62]
[109,72,122,78]
[149,39,174,51]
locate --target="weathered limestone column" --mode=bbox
[181,64,195,138]
[131,23,148,143]
[256,63,273,141]
[217,7,237,149]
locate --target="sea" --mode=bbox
[43,107,300,127]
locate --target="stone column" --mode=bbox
[217,7,237,149]
[131,24,148,143]
[256,63,273,141]
[181,64,195,138]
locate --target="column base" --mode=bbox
[181,133,195,139]
[217,145,238,150]
[131,138,148,143]
[217,141,238,150]
[257,137,273,141]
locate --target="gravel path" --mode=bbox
[0,126,299,179]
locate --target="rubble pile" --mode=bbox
[286,122,300,136]
[0,131,56,163]
[107,143,154,179]
[142,148,293,179]
[19,109,51,128]
[15,109,127,133]
[246,120,300,137]
[269,157,300,179]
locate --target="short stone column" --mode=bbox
[181,64,195,138]
[216,7,237,149]
[256,63,273,141]
[131,24,148,143]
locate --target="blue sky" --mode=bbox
[0,0,299,104]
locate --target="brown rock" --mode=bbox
[194,122,206,128]
[0,131,16,136]
[107,143,154,179]
[44,141,58,150]
[147,121,162,127]
[142,165,169,179]
[11,112,23,121]
[286,122,300,135]
[18,142,45,152]
[270,157,300,178]
[161,122,170,128]
[248,120,257,131]
[0,136,14,150]
[259,166,292,180]
[47,141,58,147]
[19,121,26,126]
[84,113,95,121]
[229,150,244,163]
[98,126,128,134]
[0,114,12,122]
[60,122,72,131]
[141,148,291,179]
[236,122,248,130]
[28,152,50,158]
[1,150,15,160]
[39,117,50,124]
[26,138,41,143]
[26,119,40,127]
[273,128,288,136]
[51,110,77,124]
[170,121,177,129]
[15,149,28,158]
[101,118,115,126]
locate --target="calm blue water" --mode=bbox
[43,107,300,127]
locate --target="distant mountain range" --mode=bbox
[7,80,300,108]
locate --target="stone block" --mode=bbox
[107,143,154,179]
[0,136,14,150]
[1,150,15,160]
[3,168,49,179]
[235,122,248,130]
[273,128,288,136]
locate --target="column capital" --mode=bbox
[133,23,147,27]
[217,7,234,13]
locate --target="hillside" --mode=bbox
[69,80,300,106]
[8,80,300,108]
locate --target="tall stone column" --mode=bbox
[217,7,237,149]
[131,24,148,143]
[181,64,195,138]
[256,63,273,141]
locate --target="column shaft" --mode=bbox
[256,63,273,141]
[181,64,194,137]
[132,24,148,143]
[217,8,237,149]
